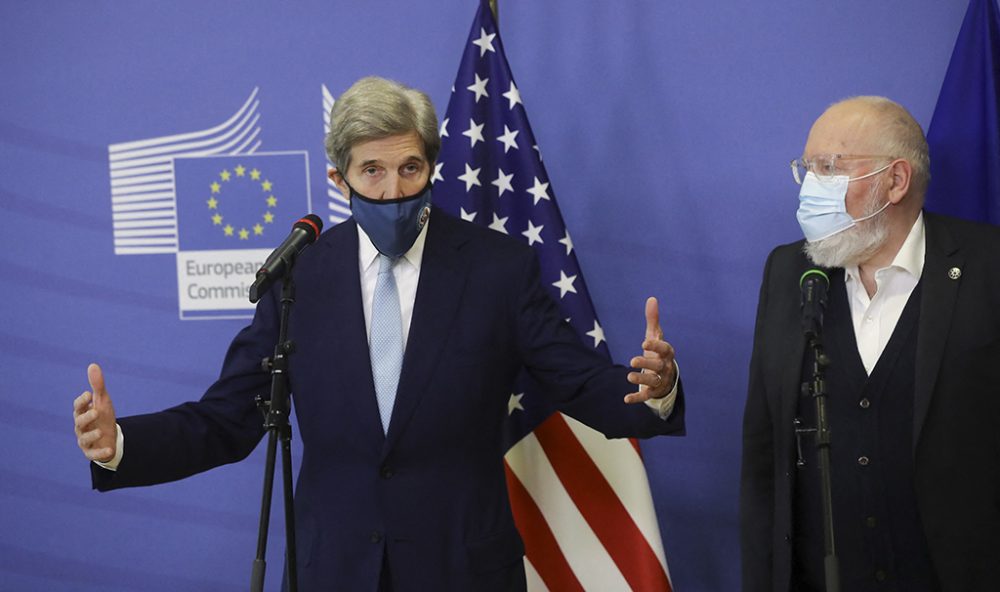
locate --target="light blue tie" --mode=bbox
[370,255,403,433]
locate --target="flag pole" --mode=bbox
[489,0,498,26]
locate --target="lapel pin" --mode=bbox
[948,267,961,280]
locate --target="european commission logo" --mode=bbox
[107,88,313,320]
[173,153,310,319]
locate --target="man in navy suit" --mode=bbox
[73,76,685,591]
[741,96,1000,591]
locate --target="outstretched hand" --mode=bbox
[73,363,118,463]
[624,297,677,404]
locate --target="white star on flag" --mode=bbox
[432,162,444,183]
[496,125,519,153]
[457,163,482,191]
[559,229,574,255]
[502,82,522,110]
[522,220,544,246]
[507,393,525,415]
[472,27,496,57]
[466,73,489,103]
[552,270,578,298]
[439,117,450,137]
[462,118,485,148]
[460,207,477,222]
[585,320,606,347]
[491,168,514,197]
[488,213,509,234]
[527,176,551,205]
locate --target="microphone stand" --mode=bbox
[250,274,298,592]
[795,329,840,592]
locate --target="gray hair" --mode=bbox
[832,96,931,197]
[324,76,441,174]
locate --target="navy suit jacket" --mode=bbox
[740,212,1000,591]
[93,209,685,591]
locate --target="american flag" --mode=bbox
[433,2,673,590]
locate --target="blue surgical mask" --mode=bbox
[349,182,432,258]
[796,165,892,242]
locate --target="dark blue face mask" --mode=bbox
[347,181,432,259]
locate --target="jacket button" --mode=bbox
[370,531,382,543]
[865,516,877,528]
[859,397,871,409]
[380,466,394,479]
[875,569,887,582]
[857,456,870,466]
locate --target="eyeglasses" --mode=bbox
[790,154,896,185]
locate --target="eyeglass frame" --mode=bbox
[790,154,897,185]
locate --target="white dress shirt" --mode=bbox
[357,220,427,351]
[843,212,925,375]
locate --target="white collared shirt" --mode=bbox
[357,220,428,350]
[843,212,925,375]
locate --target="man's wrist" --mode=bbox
[93,424,124,471]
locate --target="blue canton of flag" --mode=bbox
[435,3,672,590]
[174,153,310,251]
[434,5,609,439]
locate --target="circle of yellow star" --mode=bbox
[209,165,277,239]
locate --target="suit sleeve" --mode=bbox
[511,249,684,440]
[91,290,280,491]
[740,248,777,590]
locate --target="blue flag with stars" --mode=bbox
[174,152,310,251]
[925,0,1000,225]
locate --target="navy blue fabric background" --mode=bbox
[0,1,967,590]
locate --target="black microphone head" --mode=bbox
[293,214,323,242]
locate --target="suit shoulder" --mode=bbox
[929,212,1000,242]
[764,239,807,267]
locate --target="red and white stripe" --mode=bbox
[505,413,672,591]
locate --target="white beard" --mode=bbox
[804,179,890,268]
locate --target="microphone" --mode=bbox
[249,214,323,303]
[800,268,830,340]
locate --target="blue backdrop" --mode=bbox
[0,1,968,590]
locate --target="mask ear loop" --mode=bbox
[851,199,891,223]
[847,161,895,222]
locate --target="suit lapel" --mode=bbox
[778,252,812,461]
[314,220,387,445]
[383,213,470,456]
[913,213,963,450]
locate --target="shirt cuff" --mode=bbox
[93,423,124,471]
[643,361,679,420]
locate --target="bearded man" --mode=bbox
[740,96,1000,592]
